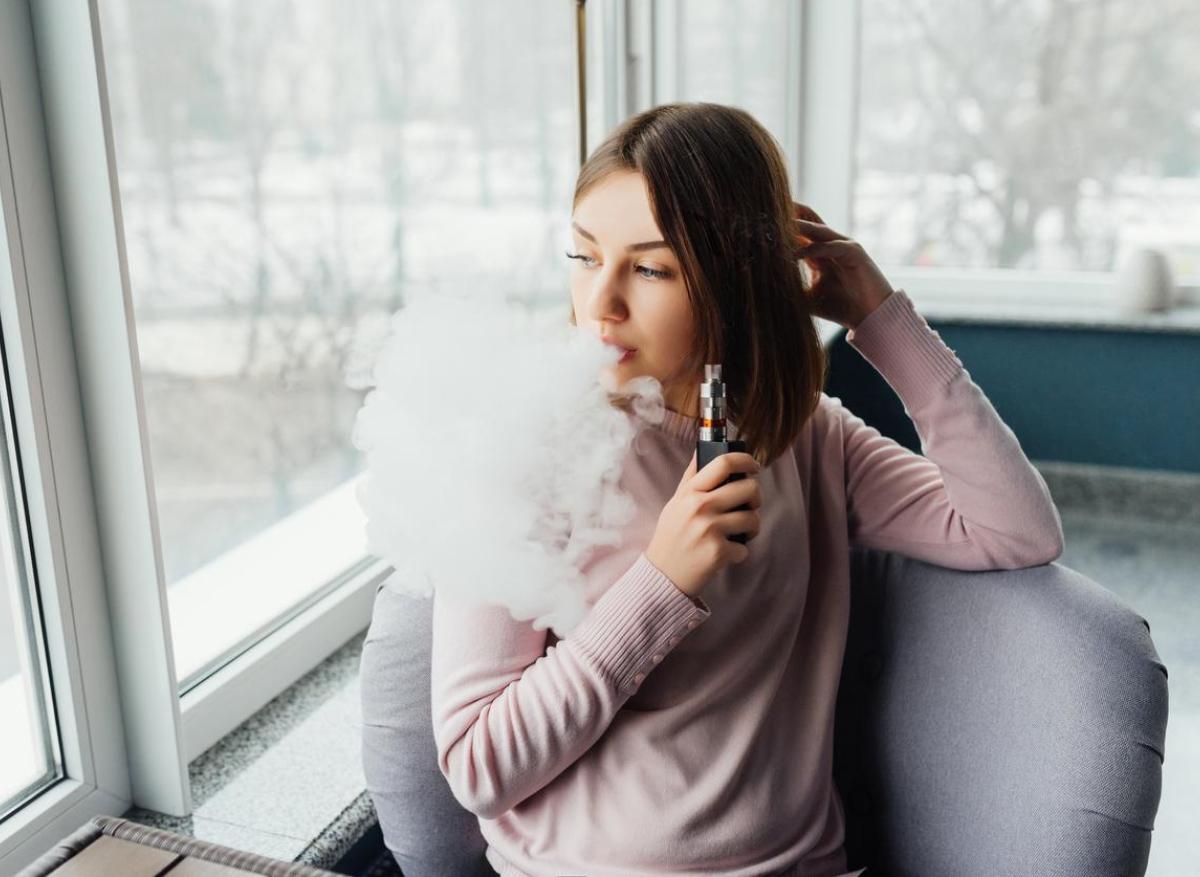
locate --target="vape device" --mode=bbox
[697,364,750,545]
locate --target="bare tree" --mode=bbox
[858,0,1200,270]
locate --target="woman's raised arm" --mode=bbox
[829,288,1064,570]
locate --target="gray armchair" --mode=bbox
[359,549,1168,877]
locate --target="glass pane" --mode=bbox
[0,194,61,819]
[96,0,579,688]
[672,0,791,145]
[855,0,1200,279]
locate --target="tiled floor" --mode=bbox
[1058,510,1197,877]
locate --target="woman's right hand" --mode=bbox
[645,450,763,599]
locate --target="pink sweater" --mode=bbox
[430,289,1064,877]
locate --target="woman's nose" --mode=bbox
[582,267,628,324]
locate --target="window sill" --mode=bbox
[126,631,376,871]
[816,294,1200,352]
[889,267,1200,334]
[907,296,1200,334]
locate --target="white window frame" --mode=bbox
[0,2,132,871]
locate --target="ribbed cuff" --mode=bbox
[845,289,964,413]
[569,552,711,694]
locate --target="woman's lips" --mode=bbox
[600,337,637,363]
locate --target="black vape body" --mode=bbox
[697,438,751,544]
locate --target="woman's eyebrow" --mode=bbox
[572,221,669,253]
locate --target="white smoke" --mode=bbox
[350,294,666,637]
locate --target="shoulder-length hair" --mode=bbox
[568,102,825,468]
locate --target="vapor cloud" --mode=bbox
[351,294,666,637]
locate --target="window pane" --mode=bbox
[672,0,791,146]
[855,0,1200,279]
[96,0,579,688]
[0,204,61,820]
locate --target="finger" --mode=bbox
[723,474,763,508]
[793,201,826,225]
[738,515,762,544]
[727,541,751,564]
[794,218,849,242]
[679,450,698,488]
[692,452,760,493]
[797,242,836,259]
[706,477,761,513]
[715,510,759,538]
[797,240,860,261]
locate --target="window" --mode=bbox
[0,3,134,867]
[0,190,62,826]
[855,0,1200,286]
[95,0,581,690]
[0,0,584,856]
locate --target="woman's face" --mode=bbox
[569,171,700,416]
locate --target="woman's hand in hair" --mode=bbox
[791,202,895,331]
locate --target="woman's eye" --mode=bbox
[565,250,597,268]
[565,250,670,280]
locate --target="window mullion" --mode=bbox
[625,0,654,115]
[797,0,860,231]
[600,0,631,131]
[650,0,681,106]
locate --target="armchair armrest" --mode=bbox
[834,548,1169,877]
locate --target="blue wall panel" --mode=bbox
[824,322,1200,474]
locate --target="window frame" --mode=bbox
[0,1,132,870]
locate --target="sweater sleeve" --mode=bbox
[430,552,712,819]
[830,288,1064,570]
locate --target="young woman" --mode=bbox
[429,102,1064,877]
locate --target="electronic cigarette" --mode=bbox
[697,364,750,544]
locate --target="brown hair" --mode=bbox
[569,102,826,468]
